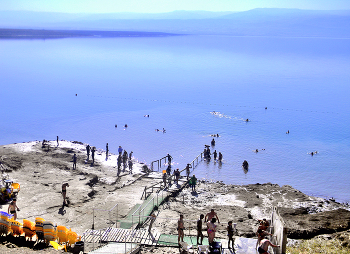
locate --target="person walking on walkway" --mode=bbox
[167,154,173,165]
[162,172,167,188]
[174,168,180,185]
[185,164,192,180]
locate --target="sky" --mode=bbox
[1,0,350,13]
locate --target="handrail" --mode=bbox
[142,152,204,200]
[132,190,165,227]
[150,155,169,171]
[92,203,118,230]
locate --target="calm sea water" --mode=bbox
[1,35,349,202]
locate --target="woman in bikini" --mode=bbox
[207,217,217,244]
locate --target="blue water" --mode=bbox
[1,35,350,202]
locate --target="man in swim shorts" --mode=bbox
[8,199,20,220]
[205,209,220,223]
[62,183,69,205]
[178,214,184,244]
[197,214,204,245]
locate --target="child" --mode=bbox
[227,221,235,249]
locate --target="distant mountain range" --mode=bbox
[1,8,350,37]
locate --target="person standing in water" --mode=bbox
[213,150,217,160]
[218,152,223,161]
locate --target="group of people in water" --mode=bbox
[204,138,223,162]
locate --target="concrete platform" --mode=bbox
[88,242,139,254]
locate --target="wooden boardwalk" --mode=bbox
[82,227,160,246]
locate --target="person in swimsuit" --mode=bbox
[197,214,204,245]
[178,214,184,244]
[8,199,20,220]
[185,164,192,180]
[205,209,220,223]
[258,237,279,254]
[62,183,69,205]
[207,218,217,244]
[227,221,235,249]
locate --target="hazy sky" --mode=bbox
[1,0,350,13]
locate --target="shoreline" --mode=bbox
[1,140,350,253]
[0,28,179,39]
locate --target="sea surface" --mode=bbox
[1,35,349,202]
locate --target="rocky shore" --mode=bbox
[0,140,349,253]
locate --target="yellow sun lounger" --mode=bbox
[0,211,12,235]
[23,219,36,239]
[35,217,45,241]
[43,221,57,242]
[10,219,23,236]
[57,225,68,244]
